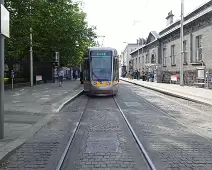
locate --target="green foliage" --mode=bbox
[5,0,97,65]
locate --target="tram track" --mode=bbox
[113,97,157,170]
[121,84,212,143]
[55,94,157,170]
[55,97,90,170]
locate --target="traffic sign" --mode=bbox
[0,4,9,38]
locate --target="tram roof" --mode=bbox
[88,47,117,51]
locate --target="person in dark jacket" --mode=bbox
[80,71,83,84]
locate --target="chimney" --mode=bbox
[137,38,145,45]
[166,10,174,26]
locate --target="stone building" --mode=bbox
[131,0,212,86]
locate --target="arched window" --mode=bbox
[151,50,156,64]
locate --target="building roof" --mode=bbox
[123,43,139,52]
[130,39,158,55]
[150,31,160,39]
[160,6,212,38]
[130,0,212,56]
[159,0,212,36]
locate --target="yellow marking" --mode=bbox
[91,81,112,87]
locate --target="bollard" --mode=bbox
[206,71,210,89]
[11,70,14,90]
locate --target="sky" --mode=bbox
[81,0,208,53]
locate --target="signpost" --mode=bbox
[36,75,42,85]
[0,0,9,139]
[11,70,14,89]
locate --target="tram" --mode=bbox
[83,47,119,96]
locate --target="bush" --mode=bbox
[14,78,29,83]
[4,78,9,84]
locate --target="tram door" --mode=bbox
[83,55,90,92]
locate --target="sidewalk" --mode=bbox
[120,78,212,106]
[0,80,83,160]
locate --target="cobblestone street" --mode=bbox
[0,96,87,170]
[61,96,148,170]
[115,81,212,170]
[1,81,212,169]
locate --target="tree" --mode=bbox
[5,0,97,66]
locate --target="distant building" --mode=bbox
[131,0,212,86]
[121,43,140,74]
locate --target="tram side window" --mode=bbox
[113,57,118,81]
[84,59,90,81]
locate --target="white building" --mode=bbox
[121,43,139,74]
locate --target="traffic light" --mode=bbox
[52,52,59,67]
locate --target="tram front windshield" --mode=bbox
[91,55,112,81]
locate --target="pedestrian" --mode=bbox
[80,71,83,84]
[128,71,130,79]
[58,67,64,87]
[136,70,139,80]
[73,70,75,79]
[75,70,78,80]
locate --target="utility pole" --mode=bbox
[133,21,140,71]
[180,0,184,86]
[141,38,144,72]
[123,42,128,72]
[30,1,33,87]
[0,0,5,139]
[137,39,140,70]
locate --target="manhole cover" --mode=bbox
[124,102,141,107]
[85,132,120,153]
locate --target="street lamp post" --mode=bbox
[133,20,141,71]
[30,1,33,87]
[123,42,128,67]
[180,0,184,86]
[0,0,5,139]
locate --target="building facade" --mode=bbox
[121,43,138,74]
[131,0,212,86]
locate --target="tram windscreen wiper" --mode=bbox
[92,71,101,81]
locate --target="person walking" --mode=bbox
[58,67,64,87]
[75,70,78,80]
[80,71,83,84]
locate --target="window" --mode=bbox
[151,51,156,64]
[83,59,90,81]
[113,56,119,81]
[163,48,167,66]
[146,53,149,63]
[171,45,175,65]
[91,56,112,81]
[195,35,202,62]
[183,40,187,64]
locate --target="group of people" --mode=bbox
[127,70,140,80]
[57,67,81,86]
[125,70,155,82]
